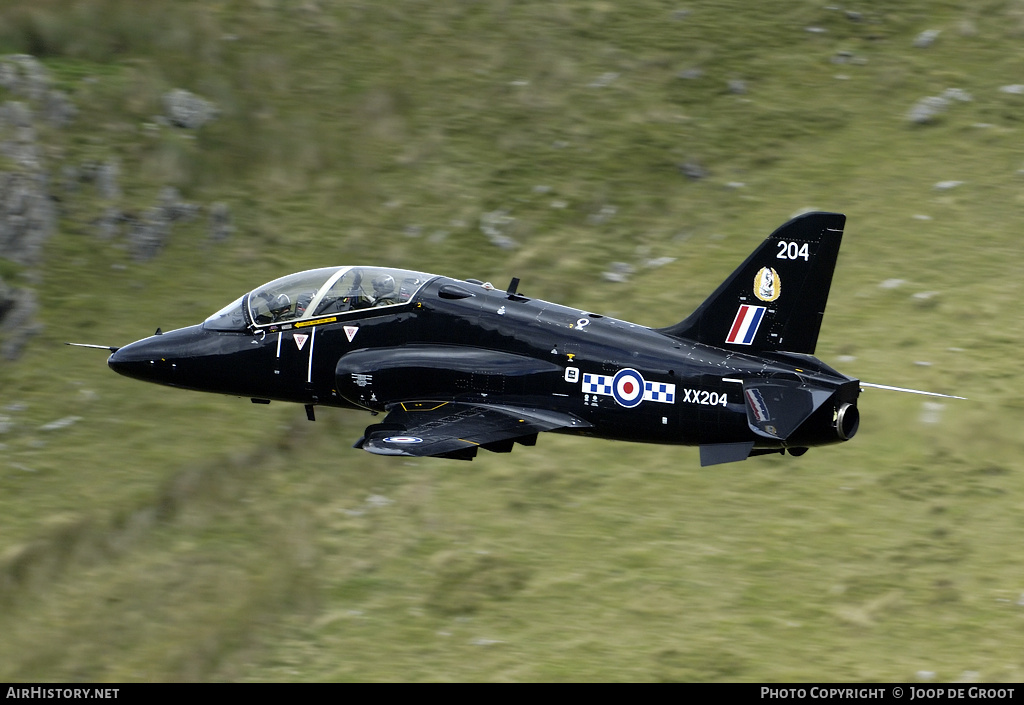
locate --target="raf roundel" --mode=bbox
[612,368,646,408]
[383,436,423,444]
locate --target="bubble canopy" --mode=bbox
[203,266,433,331]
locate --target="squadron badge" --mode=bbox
[754,267,781,302]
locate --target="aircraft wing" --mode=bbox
[355,401,592,460]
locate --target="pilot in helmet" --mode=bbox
[295,292,313,318]
[371,274,398,306]
[269,293,292,321]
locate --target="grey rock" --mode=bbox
[76,160,99,183]
[587,204,617,225]
[942,87,972,103]
[158,186,198,221]
[0,62,16,92]
[678,160,708,179]
[0,280,41,360]
[489,234,518,250]
[0,100,33,128]
[479,209,518,249]
[0,171,56,265]
[122,187,200,256]
[0,276,13,319]
[94,206,123,239]
[95,160,120,200]
[919,402,944,425]
[43,89,76,127]
[1,130,41,171]
[907,95,949,124]
[60,164,80,193]
[128,206,172,261]
[162,89,219,129]
[914,29,941,48]
[40,415,82,432]
[209,202,234,241]
[602,261,635,283]
[645,256,676,269]
[907,89,971,125]
[588,72,620,88]
[14,55,48,101]
[0,55,50,101]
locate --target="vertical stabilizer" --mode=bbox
[659,212,845,355]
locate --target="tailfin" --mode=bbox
[659,212,845,355]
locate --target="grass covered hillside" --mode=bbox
[1,0,1023,681]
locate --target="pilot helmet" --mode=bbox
[372,274,396,297]
[269,293,291,315]
[295,292,313,316]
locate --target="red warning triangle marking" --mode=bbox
[344,325,359,342]
[294,333,309,351]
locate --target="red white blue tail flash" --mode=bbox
[726,305,766,345]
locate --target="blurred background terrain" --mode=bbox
[0,0,1022,681]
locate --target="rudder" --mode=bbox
[659,212,845,354]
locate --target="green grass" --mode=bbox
[1,0,1023,682]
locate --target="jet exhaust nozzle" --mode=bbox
[834,402,859,441]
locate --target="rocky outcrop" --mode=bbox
[0,54,236,360]
[0,276,40,361]
[0,56,61,360]
[0,170,56,266]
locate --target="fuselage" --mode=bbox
[108,273,859,452]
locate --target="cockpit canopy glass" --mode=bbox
[203,266,432,331]
[248,267,340,326]
[203,295,247,331]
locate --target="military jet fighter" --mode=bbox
[74,212,961,465]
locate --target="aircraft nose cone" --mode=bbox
[107,338,165,381]
[107,326,202,384]
[106,347,127,374]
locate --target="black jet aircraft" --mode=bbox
[74,212,961,465]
